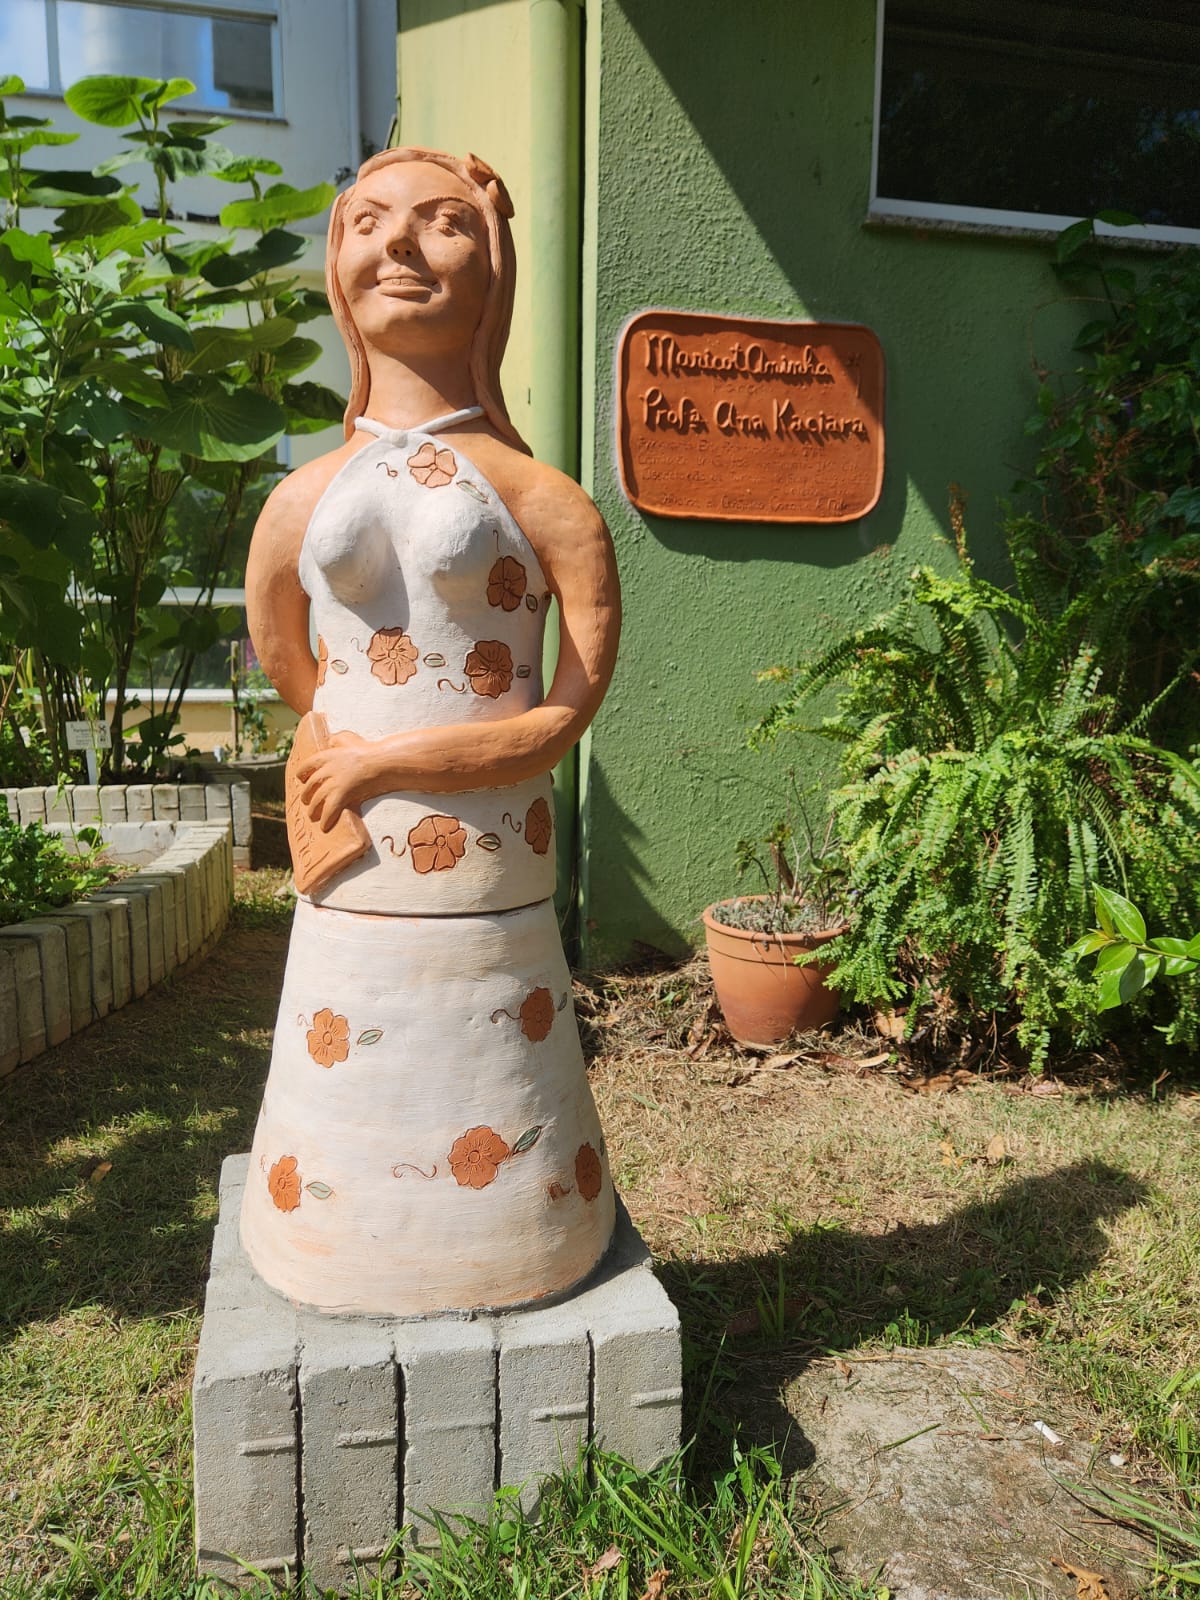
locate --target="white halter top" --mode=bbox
[297,408,558,915]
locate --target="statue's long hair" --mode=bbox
[326,147,528,452]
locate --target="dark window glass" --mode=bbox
[878,0,1200,230]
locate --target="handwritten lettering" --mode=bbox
[642,387,708,434]
[644,334,833,386]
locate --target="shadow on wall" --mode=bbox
[663,1160,1147,1474]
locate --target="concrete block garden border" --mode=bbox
[1,777,253,866]
[0,821,234,1077]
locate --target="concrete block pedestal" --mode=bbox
[193,1155,682,1590]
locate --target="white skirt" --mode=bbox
[240,897,614,1315]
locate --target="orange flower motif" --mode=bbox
[269,1155,302,1212]
[519,986,555,1042]
[367,627,419,686]
[465,639,514,699]
[316,636,329,687]
[408,813,468,874]
[306,1007,350,1068]
[524,796,553,856]
[575,1143,602,1203]
[407,440,457,488]
[487,555,527,612]
[448,1125,511,1190]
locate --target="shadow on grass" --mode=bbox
[0,911,290,1346]
[663,1160,1148,1475]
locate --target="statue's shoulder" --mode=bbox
[252,438,369,555]
[467,436,606,549]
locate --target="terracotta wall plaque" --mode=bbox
[616,310,885,524]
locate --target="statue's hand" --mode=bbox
[296,731,377,830]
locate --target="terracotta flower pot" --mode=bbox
[702,897,845,1047]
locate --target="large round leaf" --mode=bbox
[0,476,97,561]
[140,379,285,462]
[23,168,122,206]
[200,227,307,287]
[219,182,335,230]
[64,75,196,128]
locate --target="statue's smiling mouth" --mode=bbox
[377,271,437,293]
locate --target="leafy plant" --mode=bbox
[1012,216,1200,750]
[0,73,344,778]
[752,514,1200,1067]
[0,805,112,924]
[713,781,847,935]
[1071,885,1200,1011]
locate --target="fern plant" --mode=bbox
[753,531,1200,1067]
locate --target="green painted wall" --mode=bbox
[578,0,1091,965]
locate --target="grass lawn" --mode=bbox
[1,869,1197,1598]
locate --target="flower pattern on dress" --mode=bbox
[316,636,328,687]
[465,639,513,698]
[519,987,555,1042]
[524,796,553,856]
[487,555,527,612]
[269,1155,302,1212]
[306,1007,350,1067]
[407,441,457,488]
[408,813,468,874]
[367,627,419,686]
[448,1125,511,1189]
[575,1143,602,1203]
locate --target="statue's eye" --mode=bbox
[352,210,377,233]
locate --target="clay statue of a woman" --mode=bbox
[238,148,620,1316]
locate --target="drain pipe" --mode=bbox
[528,0,583,946]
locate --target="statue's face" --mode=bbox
[336,160,490,358]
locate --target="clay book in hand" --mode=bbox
[285,711,372,895]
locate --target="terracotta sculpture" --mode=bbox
[239,149,620,1315]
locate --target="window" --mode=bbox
[2,0,279,117]
[872,0,1200,244]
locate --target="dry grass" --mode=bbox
[1,879,1198,1594]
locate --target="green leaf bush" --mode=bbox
[0,805,111,924]
[0,73,345,780]
[753,531,1200,1068]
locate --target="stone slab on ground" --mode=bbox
[194,1154,682,1590]
[783,1346,1153,1600]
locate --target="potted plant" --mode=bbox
[702,808,848,1047]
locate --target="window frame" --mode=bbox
[868,0,1200,248]
[22,0,284,121]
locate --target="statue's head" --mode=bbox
[326,147,524,449]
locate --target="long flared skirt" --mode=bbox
[240,896,614,1316]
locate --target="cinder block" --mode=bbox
[395,1318,497,1544]
[95,890,149,999]
[17,787,45,825]
[52,913,93,1033]
[1,788,17,821]
[0,945,20,1074]
[152,784,180,822]
[101,891,132,1009]
[205,784,233,828]
[72,785,101,824]
[302,1318,398,1588]
[499,1304,591,1513]
[136,872,178,973]
[56,901,115,1020]
[45,785,71,822]
[0,931,47,1060]
[126,784,154,823]
[99,786,127,824]
[193,1305,301,1586]
[0,921,70,1048]
[231,782,252,848]
[127,879,165,986]
[179,783,206,821]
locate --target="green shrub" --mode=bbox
[753,533,1200,1067]
[0,805,111,924]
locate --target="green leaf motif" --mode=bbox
[356,1028,383,1047]
[511,1126,544,1155]
[422,653,446,668]
[457,481,488,504]
[330,659,348,675]
[305,1180,334,1200]
[476,833,502,851]
[1093,886,1146,946]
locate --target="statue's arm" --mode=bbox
[297,471,620,825]
[245,454,349,715]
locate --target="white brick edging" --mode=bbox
[0,822,234,1077]
[1,778,252,867]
